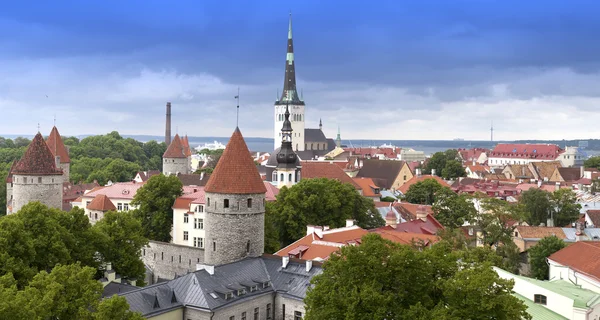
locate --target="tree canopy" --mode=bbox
[529,235,566,280]
[131,174,183,242]
[404,178,447,205]
[432,188,476,229]
[267,178,384,247]
[424,149,466,179]
[519,188,581,227]
[305,233,530,320]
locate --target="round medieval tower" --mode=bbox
[11,132,63,213]
[203,127,267,266]
[162,134,190,175]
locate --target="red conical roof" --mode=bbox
[182,135,192,157]
[13,133,63,176]
[6,160,17,183]
[46,126,71,163]
[163,134,187,158]
[205,128,266,194]
[87,194,117,211]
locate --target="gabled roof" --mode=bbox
[205,128,266,194]
[300,161,361,190]
[370,227,439,246]
[275,225,367,261]
[46,126,71,163]
[530,161,562,180]
[304,128,327,143]
[557,167,581,182]
[587,210,600,227]
[397,175,449,194]
[392,214,444,235]
[84,182,145,200]
[136,171,161,182]
[356,159,404,189]
[13,132,63,176]
[514,226,566,239]
[87,194,117,211]
[163,134,187,159]
[176,173,210,186]
[549,242,600,282]
[352,177,381,197]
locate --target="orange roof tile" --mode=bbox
[515,226,566,239]
[13,133,63,176]
[548,242,600,281]
[86,194,116,211]
[301,161,362,190]
[46,126,70,163]
[205,128,267,194]
[275,226,368,260]
[371,228,439,245]
[397,175,450,194]
[352,177,381,197]
[163,134,187,158]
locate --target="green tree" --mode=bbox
[551,188,581,227]
[264,202,281,253]
[93,296,145,320]
[520,188,552,226]
[270,178,383,246]
[304,233,530,320]
[432,188,476,228]
[93,211,148,283]
[404,178,445,205]
[441,159,466,179]
[380,196,396,202]
[131,174,183,242]
[476,196,526,247]
[529,235,566,280]
[584,156,600,170]
[13,137,31,148]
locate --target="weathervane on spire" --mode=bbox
[234,87,240,127]
[37,123,40,133]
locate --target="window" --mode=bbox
[237,289,246,296]
[247,198,252,208]
[254,307,259,320]
[280,173,284,182]
[94,213,98,220]
[199,238,204,248]
[224,199,229,208]
[184,231,188,241]
[263,281,271,288]
[266,303,272,319]
[247,240,251,253]
[161,252,164,260]
[195,205,204,213]
[194,218,203,229]
[403,175,407,181]
[230,317,235,320]
[288,173,292,181]
[250,285,258,292]
[282,304,285,319]
[294,311,302,320]
[241,312,246,320]
[184,213,189,223]
[207,198,211,206]
[117,203,123,211]
[86,201,91,207]
[534,294,547,305]
[213,241,216,251]
[272,171,278,181]
[38,177,42,183]
[224,292,233,300]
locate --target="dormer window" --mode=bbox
[534,294,547,305]
[224,292,233,300]
[262,281,271,288]
[237,289,246,296]
[250,285,258,292]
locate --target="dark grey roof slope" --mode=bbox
[266,147,300,168]
[304,129,327,142]
[356,159,405,189]
[102,282,138,298]
[326,138,336,152]
[121,255,322,317]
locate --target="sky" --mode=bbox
[1,0,600,140]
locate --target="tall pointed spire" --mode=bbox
[336,125,342,148]
[279,12,303,104]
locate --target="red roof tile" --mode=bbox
[370,227,439,245]
[352,177,381,197]
[205,128,267,194]
[13,133,63,176]
[46,126,70,163]
[548,242,600,281]
[87,194,117,211]
[182,135,192,157]
[163,134,187,158]
[301,161,362,190]
[489,143,563,159]
[392,214,444,235]
[397,175,450,194]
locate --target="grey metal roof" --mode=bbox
[121,256,322,317]
[304,129,327,143]
[102,281,138,298]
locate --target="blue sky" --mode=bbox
[1,0,600,140]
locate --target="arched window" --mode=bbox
[280,173,284,182]
[534,294,547,305]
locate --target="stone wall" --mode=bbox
[163,158,190,176]
[204,192,265,266]
[185,292,275,320]
[142,241,205,284]
[12,174,62,213]
[275,295,305,320]
[59,162,70,182]
[6,182,13,212]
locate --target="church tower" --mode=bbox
[274,104,301,188]
[11,132,63,213]
[203,127,267,266]
[162,134,190,175]
[274,13,305,152]
[46,126,71,182]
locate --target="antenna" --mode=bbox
[37,123,40,133]
[53,114,56,127]
[490,120,494,142]
[235,87,240,127]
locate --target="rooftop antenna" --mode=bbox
[53,114,56,127]
[235,87,240,127]
[37,123,40,133]
[490,120,494,142]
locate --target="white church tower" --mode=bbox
[274,13,305,152]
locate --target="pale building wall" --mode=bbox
[147,308,184,320]
[274,295,305,320]
[489,157,558,167]
[399,149,426,162]
[208,292,275,320]
[391,164,414,190]
[59,162,70,182]
[274,104,305,151]
[172,205,206,248]
[558,147,585,168]
[11,174,62,213]
[87,209,105,225]
[477,153,488,164]
[80,196,135,223]
[142,241,205,284]
[6,182,13,213]
[163,157,190,176]
[549,259,600,294]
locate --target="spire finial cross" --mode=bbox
[37,123,40,133]
[235,87,240,127]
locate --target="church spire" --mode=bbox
[276,104,298,168]
[279,13,302,104]
[336,125,342,148]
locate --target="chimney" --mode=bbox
[555,182,560,191]
[431,169,436,176]
[345,219,355,227]
[575,221,586,241]
[305,260,313,272]
[416,205,427,221]
[282,256,290,269]
[323,226,330,231]
[165,102,172,146]
[200,172,205,180]
[416,168,422,177]
[314,226,324,238]
[472,160,476,166]
[306,225,315,236]
[581,166,585,179]
[537,180,542,188]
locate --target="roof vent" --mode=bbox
[122,189,130,195]
[282,256,290,269]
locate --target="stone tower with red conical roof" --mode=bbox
[162,134,190,176]
[46,126,71,182]
[203,127,267,266]
[11,132,63,213]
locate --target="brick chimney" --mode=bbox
[416,205,427,221]
[165,102,172,146]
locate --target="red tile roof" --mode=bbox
[302,161,362,190]
[397,175,450,194]
[514,226,566,239]
[352,177,381,197]
[548,242,600,281]
[163,134,187,158]
[182,135,193,157]
[264,182,280,201]
[393,202,434,221]
[46,126,71,163]
[370,226,440,245]
[586,210,600,227]
[205,128,267,194]
[489,143,563,159]
[13,133,63,176]
[84,182,145,200]
[275,226,369,260]
[87,194,116,211]
[5,160,17,183]
[392,214,444,235]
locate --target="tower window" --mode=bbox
[247,240,251,253]
[207,198,211,206]
[38,177,42,183]
[224,199,229,208]
[272,171,277,181]
[247,198,252,208]
[213,241,216,251]
[289,173,292,181]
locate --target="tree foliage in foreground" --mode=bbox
[268,178,384,247]
[404,178,446,205]
[529,235,567,280]
[305,234,531,320]
[0,263,143,320]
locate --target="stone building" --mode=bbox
[86,194,116,225]
[5,160,16,213]
[46,126,71,182]
[9,132,63,214]
[270,104,301,189]
[163,134,191,175]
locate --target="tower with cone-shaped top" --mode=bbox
[275,104,301,188]
[162,134,190,175]
[46,126,71,182]
[274,13,305,151]
[11,132,63,213]
[203,127,267,266]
